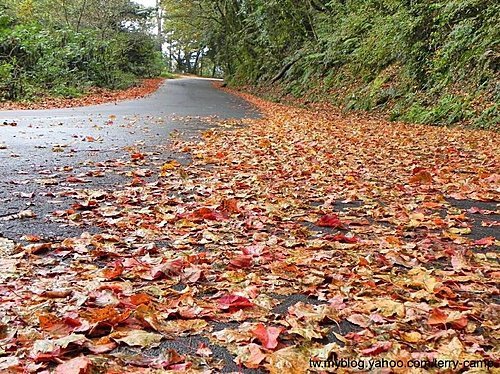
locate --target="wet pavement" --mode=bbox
[0,78,259,241]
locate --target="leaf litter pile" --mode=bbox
[0,79,164,111]
[0,89,499,373]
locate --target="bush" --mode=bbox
[0,6,164,101]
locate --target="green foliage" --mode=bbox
[0,0,163,101]
[167,0,499,128]
[159,69,176,79]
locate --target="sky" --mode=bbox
[134,0,157,7]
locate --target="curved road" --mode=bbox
[0,78,259,241]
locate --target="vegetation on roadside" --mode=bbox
[0,0,164,102]
[162,0,499,129]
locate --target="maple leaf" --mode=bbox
[31,340,62,362]
[219,198,240,215]
[84,337,117,354]
[83,306,131,326]
[129,293,152,306]
[235,343,267,368]
[66,176,90,183]
[190,207,225,221]
[131,152,145,160]
[251,323,283,350]
[409,168,433,184]
[39,314,83,337]
[316,214,343,228]
[323,233,357,243]
[160,160,181,175]
[401,331,422,343]
[102,260,124,279]
[428,308,448,326]
[55,356,92,374]
[218,294,254,310]
[113,330,163,348]
[360,341,392,355]
[474,237,495,246]
[229,254,253,268]
[135,304,162,331]
[265,346,309,374]
[21,234,42,242]
[196,342,213,357]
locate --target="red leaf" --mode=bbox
[324,233,358,243]
[450,315,468,330]
[55,357,91,374]
[218,294,254,310]
[131,152,145,160]
[360,341,392,355]
[84,337,116,354]
[251,323,283,350]
[316,214,343,228]
[39,314,82,336]
[428,308,448,326]
[191,207,224,221]
[32,347,62,362]
[229,255,253,268]
[150,259,186,279]
[474,237,495,246]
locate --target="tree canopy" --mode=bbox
[0,0,163,100]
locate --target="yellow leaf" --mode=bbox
[401,331,422,343]
[265,346,309,374]
[449,227,471,235]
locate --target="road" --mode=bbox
[0,78,258,241]
[0,78,497,373]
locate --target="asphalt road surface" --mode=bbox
[0,78,259,242]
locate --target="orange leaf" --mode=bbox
[428,308,448,326]
[102,260,124,280]
[219,198,240,214]
[22,234,42,242]
[409,170,433,184]
[130,293,152,306]
[84,306,130,326]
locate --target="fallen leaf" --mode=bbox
[251,323,283,349]
[218,294,254,310]
[428,308,448,326]
[316,214,343,228]
[55,356,91,374]
[113,330,163,348]
[235,343,267,368]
